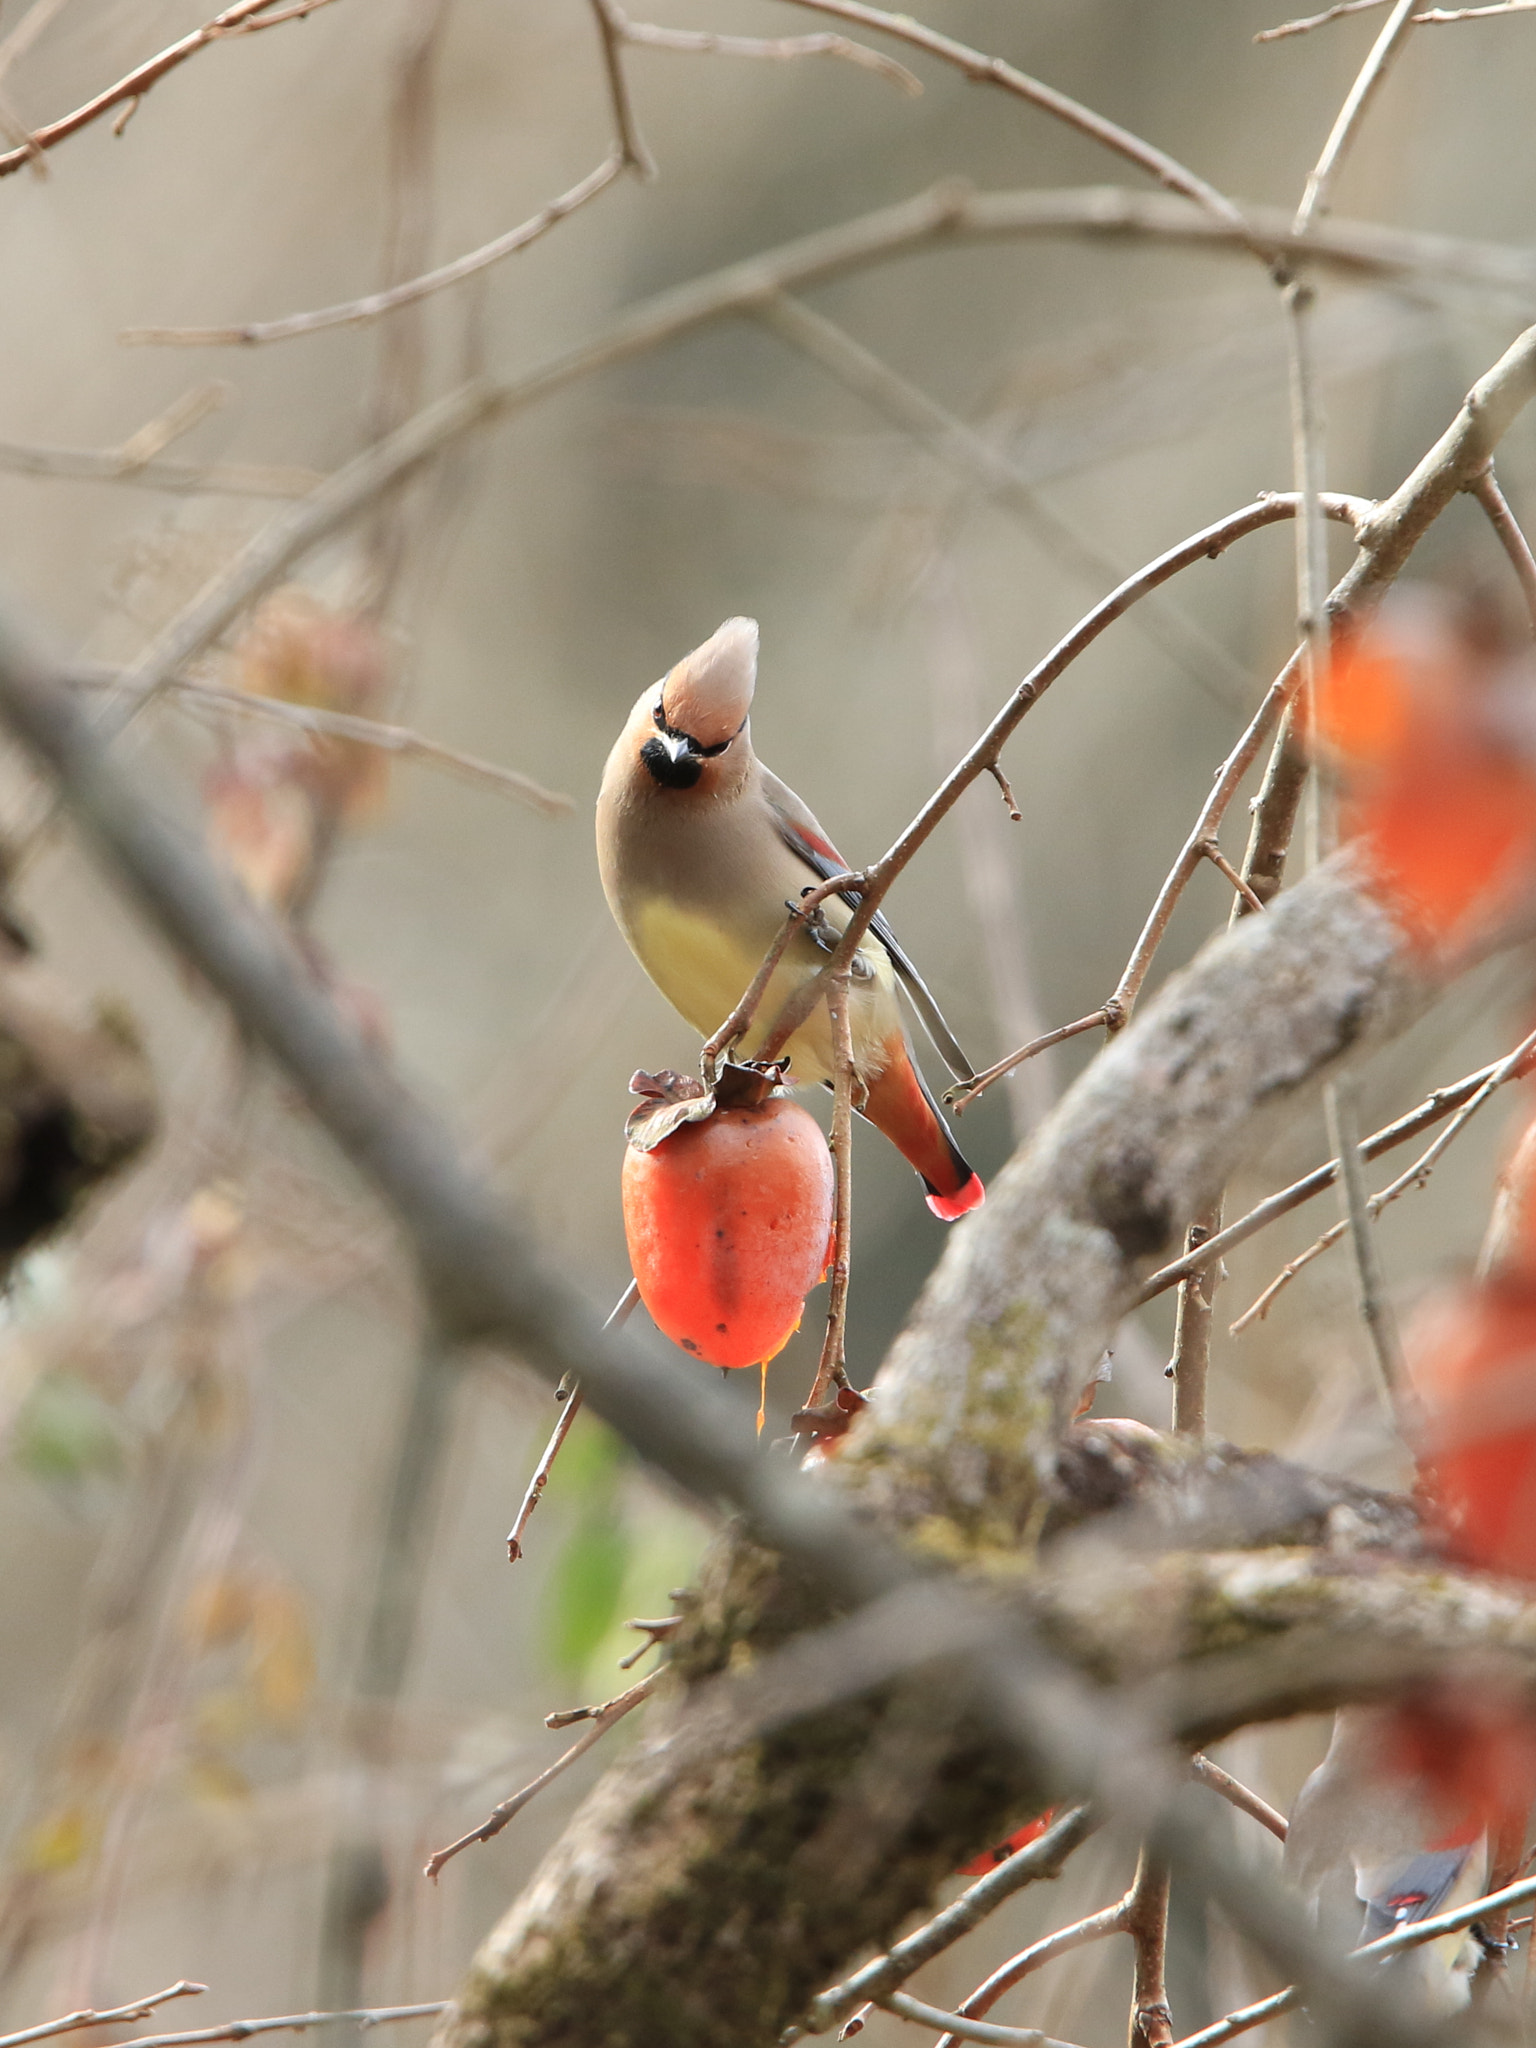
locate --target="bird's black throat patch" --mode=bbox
[641,736,704,789]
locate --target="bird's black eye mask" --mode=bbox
[641,696,742,789]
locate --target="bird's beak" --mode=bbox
[658,731,694,765]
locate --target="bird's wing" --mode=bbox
[760,768,976,1084]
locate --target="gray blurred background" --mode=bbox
[0,1,1534,2041]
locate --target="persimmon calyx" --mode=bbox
[624,1058,791,1153]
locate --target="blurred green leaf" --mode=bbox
[543,1508,630,1681]
[555,1409,627,1502]
[14,1373,121,1484]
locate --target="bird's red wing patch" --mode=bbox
[778,814,846,877]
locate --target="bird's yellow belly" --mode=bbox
[629,896,895,1087]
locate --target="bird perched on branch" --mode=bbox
[596,617,983,1218]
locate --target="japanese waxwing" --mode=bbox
[596,618,984,1219]
[1284,1706,1488,2011]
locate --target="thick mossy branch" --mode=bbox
[448,1525,1048,2048]
[436,860,1444,2048]
[839,856,1419,1546]
[0,927,155,1273]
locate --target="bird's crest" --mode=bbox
[661,617,758,750]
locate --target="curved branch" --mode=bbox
[0,0,340,181]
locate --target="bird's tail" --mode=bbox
[861,1039,984,1221]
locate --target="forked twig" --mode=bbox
[0,1986,206,2048]
[929,1902,1129,2047]
[0,0,340,180]
[786,1807,1095,2040]
[63,2009,446,2048]
[1232,1022,1536,1332]
[776,0,1250,228]
[1171,1869,1536,2047]
[424,1673,659,1880]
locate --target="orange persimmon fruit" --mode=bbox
[622,1069,834,1418]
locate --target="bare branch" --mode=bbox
[806,972,854,1415]
[774,0,1249,228]
[424,1675,659,1879]
[1171,1871,1536,2047]
[880,1993,1082,2045]
[948,1009,1109,1113]
[1231,1019,1536,1331]
[1188,1755,1288,1841]
[760,494,1372,1068]
[1135,1043,1536,1303]
[931,1901,1129,2048]
[756,290,1255,707]
[505,1390,584,1563]
[1468,461,1536,631]
[617,14,921,95]
[1294,0,1419,229]
[1125,1852,1174,2048]
[95,2008,445,2048]
[793,1808,1096,2038]
[75,665,575,812]
[121,154,628,348]
[0,1986,206,2048]
[0,0,342,181]
[0,439,322,496]
[1260,0,1535,34]
[588,0,655,177]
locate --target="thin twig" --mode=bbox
[948,1010,1107,1112]
[1468,462,1536,632]
[0,0,74,89]
[1326,1074,1404,1396]
[1294,0,1420,229]
[423,1674,658,1879]
[806,972,853,1415]
[505,1390,584,1563]
[1283,8,1417,1401]
[0,439,322,496]
[1188,1754,1288,1841]
[1125,1851,1174,2048]
[793,1808,1095,2038]
[99,2010,442,2048]
[121,154,628,348]
[96,206,1536,717]
[880,1993,1082,2045]
[588,0,655,176]
[1169,1206,1221,1439]
[1201,843,1266,915]
[930,1902,1129,2048]
[1232,1021,1536,1331]
[774,0,1250,229]
[0,0,341,180]
[760,493,1371,1069]
[0,1985,207,2048]
[1107,645,1317,1028]
[1171,1869,1536,2047]
[1136,1045,1536,1303]
[1259,0,1535,35]
[506,1279,637,1560]
[757,290,1255,709]
[74,666,574,812]
[617,14,921,94]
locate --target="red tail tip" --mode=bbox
[925,1172,985,1222]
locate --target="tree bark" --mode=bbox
[437,854,1480,2048]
